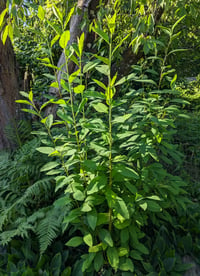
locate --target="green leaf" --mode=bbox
[146,195,161,201]
[87,175,107,194]
[93,79,107,90]
[83,60,100,73]
[83,233,93,247]
[43,73,56,80]
[81,203,92,212]
[99,229,113,247]
[115,73,137,86]
[16,100,33,106]
[36,147,55,155]
[29,90,33,102]
[146,200,162,212]
[78,32,84,56]
[61,267,71,276]
[87,209,97,230]
[92,25,109,44]
[47,20,62,35]
[136,243,149,255]
[113,114,132,124]
[92,103,108,113]
[69,69,80,83]
[60,79,69,91]
[84,90,105,99]
[119,258,134,272]
[8,24,13,42]
[40,161,60,172]
[82,253,95,272]
[45,114,54,129]
[89,243,103,253]
[83,160,97,172]
[63,208,80,224]
[96,65,110,76]
[130,250,143,261]
[64,7,75,29]
[97,213,109,226]
[51,34,60,47]
[21,108,39,116]
[168,49,188,56]
[57,109,73,124]
[111,73,118,86]
[53,5,63,24]
[139,202,147,211]
[116,197,130,220]
[38,5,45,21]
[2,25,8,45]
[66,237,83,247]
[0,8,8,29]
[53,195,71,208]
[73,190,85,201]
[50,253,62,276]
[59,30,70,49]
[120,228,129,244]
[19,91,29,99]
[157,25,171,36]
[94,252,104,272]
[134,79,156,85]
[106,86,115,104]
[107,247,119,269]
[118,247,129,257]
[171,15,186,32]
[124,182,137,195]
[114,164,139,179]
[74,85,85,94]
[107,12,116,35]
[106,188,116,208]
[93,54,109,65]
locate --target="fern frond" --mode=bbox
[0,177,53,232]
[21,178,53,203]
[0,198,23,231]
[36,208,62,255]
[4,119,32,147]
[0,221,34,246]
[27,209,45,224]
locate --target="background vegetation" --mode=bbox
[0,0,199,275]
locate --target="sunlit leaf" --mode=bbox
[92,103,108,113]
[59,30,70,49]
[38,5,45,21]
[66,237,83,247]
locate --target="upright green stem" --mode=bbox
[158,37,172,89]
[64,49,81,153]
[108,38,113,232]
[79,56,85,120]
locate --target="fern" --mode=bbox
[0,220,34,246]
[0,138,48,191]
[0,178,53,231]
[4,119,32,147]
[36,208,63,255]
[21,178,53,202]
[0,136,70,257]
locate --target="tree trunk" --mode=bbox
[0,1,19,149]
[49,0,99,96]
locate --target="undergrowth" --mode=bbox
[0,3,199,276]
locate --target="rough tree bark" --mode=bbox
[0,0,19,149]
